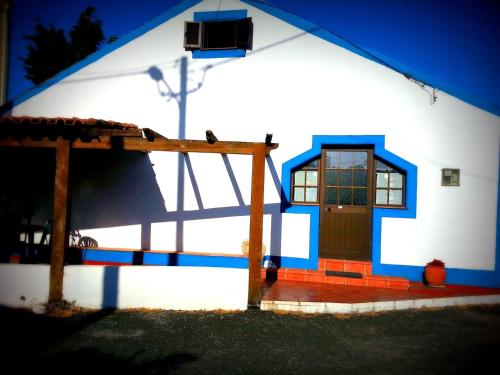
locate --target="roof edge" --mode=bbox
[0,0,202,115]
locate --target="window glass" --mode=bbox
[292,158,319,203]
[390,173,403,189]
[375,159,405,206]
[353,152,368,168]
[339,188,352,205]
[306,171,318,186]
[353,188,367,205]
[339,170,352,186]
[376,189,388,205]
[294,171,305,185]
[376,173,389,188]
[325,187,338,204]
[305,188,318,202]
[325,170,337,186]
[389,190,403,205]
[294,187,305,202]
[353,170,367,187]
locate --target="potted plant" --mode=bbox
[424,259,446,287]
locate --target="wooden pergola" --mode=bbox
[0,116,278,307]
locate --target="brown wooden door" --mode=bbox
[319,149,373,260]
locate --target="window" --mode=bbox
[290,154,406,208]
[291,159,319,203]
[324,151,369,206]
[374,159,405,206]
[184,18,253,51]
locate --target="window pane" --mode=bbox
[306,171,318,186]
[306,159,319,169]
[339,188,352,205]
[390,173,403,189]
[376,172,389,188]
[325,170,338,186]
[353,152,368,169]
[376,189,388,205]
[376,160,392,172]
[326,151,354,168]
[326,151,339,168]
[353,170,367,187]
[325,187,338,204]
[353,188,367,205]
[294,171,305,185]
[339,170,352,186]
[389,190,403,205]
[294,187,305,201]
[339,152,354,168]
[305,188,317,202]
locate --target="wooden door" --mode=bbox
[319,149,373,260]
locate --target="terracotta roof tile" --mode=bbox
[0,116,138,129]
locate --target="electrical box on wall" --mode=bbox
[442,168,460,186]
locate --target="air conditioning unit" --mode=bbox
[184,21,202,49]
[183,18,253,51]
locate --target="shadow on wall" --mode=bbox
[0,141,285,264]
[70,149,167,250]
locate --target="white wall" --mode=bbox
[0,264,248,310]
[9,0,500,270]
[0,264,49,308]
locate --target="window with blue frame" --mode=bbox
[291,156,406,207]
[291,158,320,204]
[374,159,405,206]
[184,10,253,58]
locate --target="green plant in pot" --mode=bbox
[424,259,446,287]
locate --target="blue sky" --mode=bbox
[7,0,500,115]
[8,0,178,99]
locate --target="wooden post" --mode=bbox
[247,143,266,307]
[49,138,71,303]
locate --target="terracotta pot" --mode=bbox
[424,265,446,286]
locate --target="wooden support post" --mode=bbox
[49,138,71,303]
[248,143,266,307]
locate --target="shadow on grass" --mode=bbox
[34,350,197,374]
[0,306,198,373]
[0,306,115,355]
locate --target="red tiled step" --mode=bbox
[262,258,410,290]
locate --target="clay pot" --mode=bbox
[424,265,446,287]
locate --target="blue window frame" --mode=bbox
[189,10,252,59]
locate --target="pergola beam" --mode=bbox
[0,136,278,155]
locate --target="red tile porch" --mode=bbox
[262,279,500,304]
[260,279,500,314]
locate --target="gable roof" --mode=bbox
[2,0,499,116]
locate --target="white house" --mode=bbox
[1,0,499,309]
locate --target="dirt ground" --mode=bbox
[1,304,499,374]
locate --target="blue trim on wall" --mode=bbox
[84,250,134,264]
[83,249,249,269]
[192,49,246,58]
[279,134,500,288]
[0,0,202,115]
[281,135,418,274]
[191,10,248,59]
[194,9,247,21]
